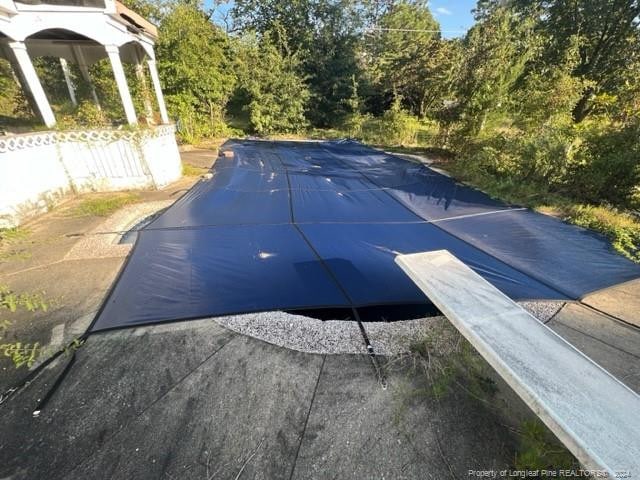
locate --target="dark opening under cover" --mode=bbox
[91,140,640,332]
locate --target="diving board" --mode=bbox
[395,250,640,477]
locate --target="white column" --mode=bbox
[134,51,154,123]
[72,45,101,109]
[147,59,169,124]
[59,58,77,107]
[8,41,56,128]
[105,45,137,125]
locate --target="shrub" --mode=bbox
[566,120,640,209]
[168,92,234,143]
[342,112,371,139]
[233,32,310,136]
[75,101,109,127]
[379,99,421,146]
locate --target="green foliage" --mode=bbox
[367,2,458,118]
[422,0,640,263]
[232,0,364,127]
[0,59,14,108]
[74,101,110,127]
[566,120,640,208]
[378,99,421,145]
[342,112,371,139]
[86,59,126,124]
[0,285,48,313]
[233,32,310,135]
[0,226,32,263]
[455,6,538,136]
[0,342,41,369]
[337,108,434,147]
[0,59,37,129]
[0,227,30,243]
[0,285,49,369]
[526,0,640,122]
[568,205,640,262]
[0,250,32,263]
[54,101,112,129]
[156,3,235,142]
[33,57,69,106]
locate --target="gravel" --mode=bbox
[212,300,567,356]
[213,311,368,354]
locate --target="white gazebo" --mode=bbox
[0,0,169,127]
[0,0,183,228]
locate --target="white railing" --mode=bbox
[0,125,182,227]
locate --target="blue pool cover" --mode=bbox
[90,140,640,332]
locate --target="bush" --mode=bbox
[75,101,109,127]
[156,3,235,142]
[566,120,640,209]
[233,32,310,136]
[169,92,228,144]
[379,100,421,145]
[458,117,575,182]
[342,112,371,139]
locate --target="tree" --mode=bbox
[231,0,315,55]
[233,32,310,135]
[232,0,364,127]
[454,6,538,135]
[367,1,442,117]
[510,0,640,122]
[156,3,235,140]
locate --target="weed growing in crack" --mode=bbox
[0,285,50,368]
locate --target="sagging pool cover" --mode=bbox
[91,140,640,332]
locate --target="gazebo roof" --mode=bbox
[0,0,169,127]
[0,0,157,48]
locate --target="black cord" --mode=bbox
[32,350,77,417]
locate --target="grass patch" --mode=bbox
[0,227,29,244]
[182,163,209,177]
[0,228,32,264]
[0,250,32,262]
[0,342,41,369]
[72,193,140,217]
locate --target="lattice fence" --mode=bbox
[0,125,176,154]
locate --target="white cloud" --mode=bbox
[435,6,453,15]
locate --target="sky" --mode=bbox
[206,1,477,40]
[429,0,477,39]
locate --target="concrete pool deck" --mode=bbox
[1,147,639,479]
[0,319,520,479]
